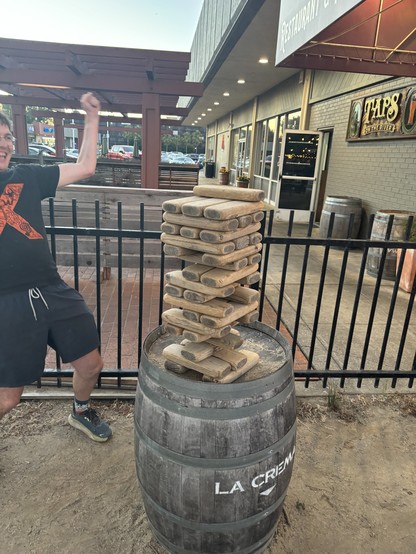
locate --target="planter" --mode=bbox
[236,179,249,188]
[219,172,229,185]
[397,248,416,293]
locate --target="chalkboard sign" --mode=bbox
[281,133,320,178]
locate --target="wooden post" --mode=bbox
[12,104,28,155]
[53,116,65,158]
[142,93,161,188]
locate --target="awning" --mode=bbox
[276,0,416,77]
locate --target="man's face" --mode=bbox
[0,124,14,171]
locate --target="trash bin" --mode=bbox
[205,161,215,178]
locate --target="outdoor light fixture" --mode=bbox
[237,79,245,84]
[17,83,70,89]
[258,57,269,64]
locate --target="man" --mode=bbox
[0,92,112,442]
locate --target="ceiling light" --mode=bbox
[214,102,220,105]
[17,83,70,89]
[258,57,269,64]
[207,108,212,111]
[201,113,206,116]
[237,79,245,84]
[223,92,230,96]
[197,117,202,120]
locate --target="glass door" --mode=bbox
[276,130,322,222]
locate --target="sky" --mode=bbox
[4,0,205,51]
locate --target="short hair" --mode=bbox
[0,112,12,131]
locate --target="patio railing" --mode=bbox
[40,198,415,391]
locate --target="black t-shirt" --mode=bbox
[0,164,61,294]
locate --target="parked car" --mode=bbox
[169,155,198,165]
[28,146,42,156]
[28,143,56,156]
[65,148,79,159]
[107,145,134,160]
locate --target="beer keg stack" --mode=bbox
[160,184,265,383]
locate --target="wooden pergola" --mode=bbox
[0,38,203,187]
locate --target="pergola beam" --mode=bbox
[0,69,204,96]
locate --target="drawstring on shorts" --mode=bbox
[28,287,49,321]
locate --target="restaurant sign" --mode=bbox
[346,85,416,141]
[275,0,363,65]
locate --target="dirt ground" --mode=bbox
[1,393,415,554]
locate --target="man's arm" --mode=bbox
[57,92,100,188]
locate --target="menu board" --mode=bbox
[281,133,320,178]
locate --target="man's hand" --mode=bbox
[80,92,101,117]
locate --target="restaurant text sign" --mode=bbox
[275,0,363,65]
[346,85,416,141]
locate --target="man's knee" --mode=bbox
[72,350,103,380]
[0,387,23,418]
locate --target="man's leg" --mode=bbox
[0,387,24,420]
[67,349,112,442]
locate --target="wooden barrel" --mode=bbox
[134,322,296,554]
[367,210,414,280]
[319,196,362,239]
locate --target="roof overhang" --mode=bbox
[275,0,416,77]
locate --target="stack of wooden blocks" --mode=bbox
[160,184,265,383]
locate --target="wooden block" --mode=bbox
[180,226,200,239]
[161,233,235,255]
[252,211,265,223]
[183,290,216,303]
[213,350,260,383]
[206,330,244,350]
[163,323,184,336]
[164,293,234,318]
[238,310,260,324]
[183,310,200,322]
[250,232,262,245]
[161,222,181,235]
[239,271,261,286]
[204,200,265,221]
[162,196,199,214]
[163,344,231,379]
[247,253,262,265]
[201,264,259,288]
[164,245,195,257]
[162,308,231,338]
[174,252,247,271]
[182,330,212,343]
[213,348,248,370]
[163,211,239,231]
[202,243,262,266]
[200,301,259,328]
[166,270,236,298]
[234,236,250,250]
[182,263,213,282]
[238,215,253,228]
[164,284,184,298]
[199,222,261,244]
[228,286,260,304]
[165,360,188,374]
[180,340,215,362]
[182,197,227,217]
[193,185,265,202]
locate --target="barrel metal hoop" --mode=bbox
[137,372,296,419]
[141,485,289,533]
[136,418,296,469]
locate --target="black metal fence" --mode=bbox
[42,200,416,390]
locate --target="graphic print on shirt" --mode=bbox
[0,184,43,239]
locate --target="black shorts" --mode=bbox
[0,282,100,388]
